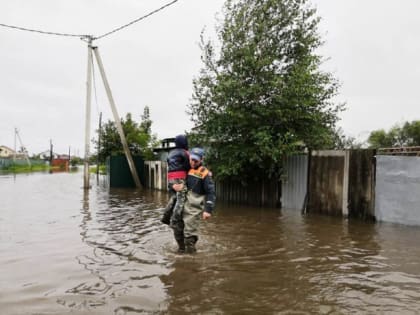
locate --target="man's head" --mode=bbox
[189,147,204,168]
[174,134,188,150]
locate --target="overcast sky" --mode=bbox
[1,0,420,155]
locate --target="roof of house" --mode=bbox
[0,145,16,152]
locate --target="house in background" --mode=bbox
[0,145,16,158]
[37,150,59,160]
[153,137,175,162]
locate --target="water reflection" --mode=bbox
[2,173,420,314]
[67,183,171,314]
[161,207,420,314]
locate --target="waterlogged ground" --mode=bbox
[2,172,420,314]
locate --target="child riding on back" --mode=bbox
[161,135,190,227]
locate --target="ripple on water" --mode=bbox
[3,174,420,314]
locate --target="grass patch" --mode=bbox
[89,164,107,175]
[4,164,50,173]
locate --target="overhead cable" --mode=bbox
[93,0,179,40]
[0,0,179,41]
[0,22,87,38]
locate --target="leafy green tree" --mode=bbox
[403,120,420,146]
[94,107,158,163]
[331,127,363,149]
[188,0,343,181]
[368,120,420,148]
[70,156,82,166]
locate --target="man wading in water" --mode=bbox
[161,135,190,251]
[168,147,216,253]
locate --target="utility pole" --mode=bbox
[50,139,53,164]
[96,112,102,176]
[13,129,16,162]
[15,128,31,167]
[81,38,142,188]
[92,46,142,188]
[83,36,93,189]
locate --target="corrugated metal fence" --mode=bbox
[281,155,308,210]
[216,178,280,207]
[142,149,420,225]
[375,155,420,226]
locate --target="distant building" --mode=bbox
[57,154,70,160]
[0,145,16,158]
[51,158,69,170]
[38,150,59,160]
[153,138,175,161]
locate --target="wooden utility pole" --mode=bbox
[83,37,93,189]
[92,46,142,188]
[13,129,16,162]
[50,139,53,164]
[15,128,31,167]
[96,112,102,176]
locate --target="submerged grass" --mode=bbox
[1,164,81,174]
[4,164,50,173]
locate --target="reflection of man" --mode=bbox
[172,147,216,253]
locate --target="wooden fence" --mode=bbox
[216,178,280,208]
[143,150,377,218]
[143,161,280,207]
[307,150,347,216]
[144,161,167,190]
[348,149,376,220]
[306,149,376,219]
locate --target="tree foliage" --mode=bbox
[367,120,420,148]
[331,127,364,150]
[188,0,343,181]
[94,106,158,163]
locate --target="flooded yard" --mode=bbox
[1,171,420,314]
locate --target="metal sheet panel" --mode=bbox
[281,155,308,210]
[375,155,420,225]
[107,155,145,188]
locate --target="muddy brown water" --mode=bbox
[1,171,420,314]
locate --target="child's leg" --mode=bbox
[161,194,176,225]
[170,182,187,227]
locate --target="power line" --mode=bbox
[0,0,179,41]
[0,22,87,38]
[93,0,179,40]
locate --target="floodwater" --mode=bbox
[1,172,420,314]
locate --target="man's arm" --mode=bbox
[203,174,216,215]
